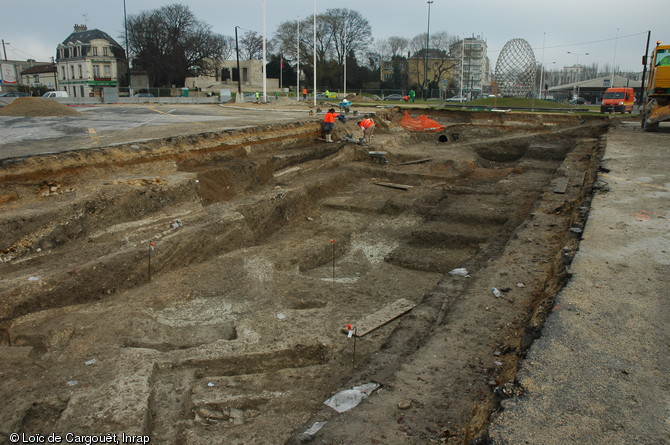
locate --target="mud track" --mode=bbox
[0,109,609,444]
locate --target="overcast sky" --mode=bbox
[2,0,667,74]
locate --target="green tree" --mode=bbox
[126,3,232,87]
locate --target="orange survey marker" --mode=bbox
[400,111,445,132]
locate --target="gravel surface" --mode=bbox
[489,122,670,444]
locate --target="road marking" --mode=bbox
[87,128,100,143]
[145,106,205,126]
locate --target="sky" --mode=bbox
[2,0,668,74]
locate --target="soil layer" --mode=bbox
[0,108,609,444]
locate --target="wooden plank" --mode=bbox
[553,177,569,194]
[398,158,433,166]
[572,171,586,187]
[347,299,416,337]
[373,182,413,191]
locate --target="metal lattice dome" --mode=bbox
[494,38,537,97]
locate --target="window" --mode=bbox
[78,65,83,79]
[104,65,111,78]
[656,49,670,66]
[80,86,85,97]
[61,67,66,80]
[70,66,75,79]
[92,46,98,56]
[93,65,100,78]
[103,47,109,56]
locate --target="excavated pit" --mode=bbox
[0,109,609,444]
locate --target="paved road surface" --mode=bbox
[489,122,670,444]
[0,103,314,160]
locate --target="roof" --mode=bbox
[61,28,122,47]
[548,75,641,91]
[58,27,126,60]
[20,64,57,75]
[409,48,450,60]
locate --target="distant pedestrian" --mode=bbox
[255,91,260,102]
[302,88,308,100]
[409,89,416,103]
[357,118,375,144]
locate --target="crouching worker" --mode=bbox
[322,108,340,142]
[358,118,375,144]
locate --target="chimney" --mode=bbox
[74,24,87,32]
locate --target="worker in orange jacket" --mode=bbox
[302,88,308,100]
[357,118,375,144]
[323,108,340,142]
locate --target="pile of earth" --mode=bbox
[347,94,376,102]
[0,97,81,117]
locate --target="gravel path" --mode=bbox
[489,122,670,444]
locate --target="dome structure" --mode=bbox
[494,39,537,97]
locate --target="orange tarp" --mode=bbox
[399,111,445,132]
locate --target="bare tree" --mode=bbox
[324,8,373,65]
[126,3,233,87]
[387,36,410,57]
[240,30,263,60]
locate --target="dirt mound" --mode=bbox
[347,94,376,103]
[0,97,81,117]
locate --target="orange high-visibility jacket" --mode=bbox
[360,118,374,129]
[323,112,339,123]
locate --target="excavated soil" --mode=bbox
[0,108,609,444]
[0,98,81,117]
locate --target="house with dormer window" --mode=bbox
[55,24,127,97]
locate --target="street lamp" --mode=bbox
[235,26,242,97]
[567,51,589,82]
[123,0,131,94]
[424,1,433,99]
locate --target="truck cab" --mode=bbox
[601,87,635,114]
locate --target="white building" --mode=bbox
[55,24,127,97]
[449,35,491,97]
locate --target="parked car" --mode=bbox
[0,91,29,97]
[570,97,586,105]
[446,95,467,102]
[42,91,69,98]
[133,93,155,97]
[383,94,404,101]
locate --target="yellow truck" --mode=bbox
[642,41,670,131]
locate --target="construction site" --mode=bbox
[0,97,664,444]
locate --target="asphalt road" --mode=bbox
[0,103,314,160]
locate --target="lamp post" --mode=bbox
[567,51,589,82]
[235,26,242,98]
[123,0,131,95]
[296,17,300,101]
[313,0,317,108]
[1,40,9,60]
[262,0,267,102]
[424,0,433,99]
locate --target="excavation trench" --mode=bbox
[0,109,608,444]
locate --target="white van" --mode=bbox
[42,91,69,98]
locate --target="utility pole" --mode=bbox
[424,1,433,99]
[262,0,267,102]
[123,0,131,95]
[313,0,317,108]
[2,40,8,61]
[640,30,651,105]
[235,26,242,98]
[296,17,300,101]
